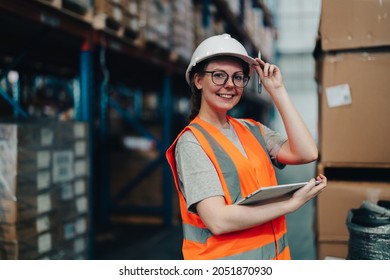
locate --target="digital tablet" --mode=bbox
[236,181,321,205]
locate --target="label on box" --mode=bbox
[74,123,86,139]
[64,222,76,240]
[61,183,74,200]
[38,232,51,253]
[74,237,86,254]
[0,139,16,196]
[52,150,74,183]
[113,6,123,21]
[40,128,53,146]
[75,140,87,157]
[74,179,86,196]
[36,215,50,233]
[37,194,51,214]
[74,159,87,177]
[0,140,14,168]
[128,1,138,15]
[37,151,51,169]
[37,170,50,190]
[325,83,352,108]
[76,196,88,214]
[75,217,87,235]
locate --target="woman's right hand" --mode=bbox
[288,174,327,212]
[253,58,285,93]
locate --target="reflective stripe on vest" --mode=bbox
[182,222,289,260]
[189,123,242,202]
[218,236,288,260]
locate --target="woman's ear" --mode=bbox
[194,73,203,90]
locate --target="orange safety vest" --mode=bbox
[166,116,291,260]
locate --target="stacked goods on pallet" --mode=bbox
[171,0,195,62]
[93,0,125,33]
[319,0,390,51]
[192,3,210,47]
[243,0,273,60]
[192,0,275,60]
[315,0,390,260]
[122,0,140,39]
[37,0,93,21]
[138,0,171,51]
[0,120,89,259]
[93,0,142,40]
[192,2,228,47]
[316,52,390,164]
[316,179,390,259]
[62,0,91,15]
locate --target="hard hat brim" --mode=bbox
[185,53,257,85]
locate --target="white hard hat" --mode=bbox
[185,33,257,84]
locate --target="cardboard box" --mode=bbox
[317,51,390,164]
[319,0,390,51]
[317,241,348,260]
[17,231,54,259]
[0,240,17,260]
[0,120,90,259]
[94,0,125,24]
[0,198,17,225]
[316,181,390,242]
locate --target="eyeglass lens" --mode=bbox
[206,71,249,87]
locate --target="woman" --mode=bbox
[166,34,326,260]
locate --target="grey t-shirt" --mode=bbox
[175,121,287,212]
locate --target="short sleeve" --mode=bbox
[175,131,224,213]
[261,124,288,169]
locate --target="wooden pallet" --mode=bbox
[93,15,143,46]
[317,161,390,182]
[92,13,123,37]
[144,41,171,58]
[37,0,93,22]
[121,27,139,41]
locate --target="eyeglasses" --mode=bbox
[202,70,250,88]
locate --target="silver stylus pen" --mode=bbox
[258,51,262,94]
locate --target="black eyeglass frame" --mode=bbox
[202,70,250,88]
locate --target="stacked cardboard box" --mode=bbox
[315,0,390,260]
[244,0,274,60]
[122,0,141,39]
[0,120,89,259]
[37,0,93,21]
[316,180,390,259]
[138,0,172,51]
[93,0,126,32]
[171,0,195,61]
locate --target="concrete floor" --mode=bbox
[94,223,183,260]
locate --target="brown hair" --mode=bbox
[187,56,250,121]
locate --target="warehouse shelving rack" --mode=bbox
[95,32,184,227]
[0,0,98,259]
[0,0,275,258]
[95,0,275,228]
[212,0,272,56]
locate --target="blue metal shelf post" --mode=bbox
[98,41,110,226]
[162,74,173,226]
[78,38,96,259]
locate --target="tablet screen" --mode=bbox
[236,181,318,205]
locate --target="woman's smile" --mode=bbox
[216,92,236,99]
